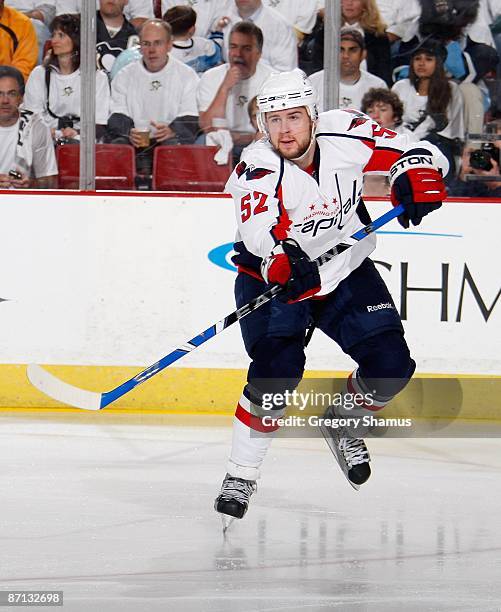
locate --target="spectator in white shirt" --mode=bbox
[197,20,272,155]
[23,13,110,143]
[0,65,57,189]
[341,0,393,85]
[56,0,153,29]
[310,28,387,111]
[107,18,200,178]
[220,0,298,72]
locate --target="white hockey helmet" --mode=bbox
[256,69,319,134]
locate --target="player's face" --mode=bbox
[0,77,22,125]
[228,32,261,79]
[266,107,313,160]
[140,24,172,72]
[340,41,364,78]
[51,29,74,56]
[366,101,396,129]
[412,53,437,78]
[342,0,364,21]
[99,0,128,18]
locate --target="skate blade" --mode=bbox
[319,423,360,491]
[221,514,236,535]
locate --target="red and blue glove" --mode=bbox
[389,149,447,229]
[262,239,321,303]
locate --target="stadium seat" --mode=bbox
[56,144,136,190]
[152,145,233,192]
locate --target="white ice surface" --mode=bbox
[0,416,500,612]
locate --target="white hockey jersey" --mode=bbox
[225,108,447,296]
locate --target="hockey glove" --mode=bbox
[261,239,321,303]
[389,149,447,229]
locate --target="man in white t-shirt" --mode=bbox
[310,28,387,112]
[197,21,272,155]
[0,65,57,189]
[221,0,298,72]
[108,19,199,178]
[56,0,153,29]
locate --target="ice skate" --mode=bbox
[214,473,257,521]
[319,406,371,490]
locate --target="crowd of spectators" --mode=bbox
[0,0,500,193]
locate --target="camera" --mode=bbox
[469,142,500,172]
[57,114,78,130]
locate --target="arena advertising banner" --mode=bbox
[0,192,499,383]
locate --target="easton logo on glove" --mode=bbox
[389,154,434,179]
[261,239,321,303]
[389,149,446,229]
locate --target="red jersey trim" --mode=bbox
[363,147,403,173]
[235,402,280,433]
[237,265,264,281]
[347,372,385,412]
[271,158,291,243]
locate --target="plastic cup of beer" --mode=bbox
[135,119,151,147]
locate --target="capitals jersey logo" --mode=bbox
[346,110,369,131]
[235,161,275,181]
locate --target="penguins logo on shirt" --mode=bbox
[96,37,139,74]
[63,87,74,97]
[150,80,162,91]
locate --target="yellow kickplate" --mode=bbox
[0,365,499,420]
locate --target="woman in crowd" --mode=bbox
[342,0,392,86]
[392,39,464,176]
[23,13,110,143]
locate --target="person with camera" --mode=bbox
[448,135,501,197]
[0,65,57,189]
[22,13,110,144]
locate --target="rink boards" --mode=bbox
[0,191,499,415]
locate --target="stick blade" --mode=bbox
[27,364,102,410]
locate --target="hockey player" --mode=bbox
[215,69,447,520]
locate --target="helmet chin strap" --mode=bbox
[290,120,317,164]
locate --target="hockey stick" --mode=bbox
[27,204,405,410]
